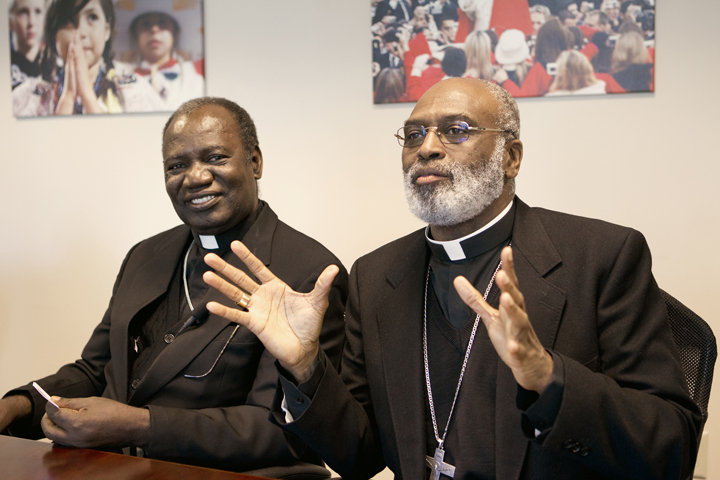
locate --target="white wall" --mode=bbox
[0,1,718,478]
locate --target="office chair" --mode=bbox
[662,290,717,428]
[661,290,716,480]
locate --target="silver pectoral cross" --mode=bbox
[426,447,455,479]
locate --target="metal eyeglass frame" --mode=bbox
[395,121,514,148]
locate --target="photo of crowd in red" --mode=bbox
[372,0,655,103]
[9,0,205,117]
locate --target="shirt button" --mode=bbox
[295,397,304,405]
[164,334,175,344]
[131,379,141,389]
[537,421,546,428]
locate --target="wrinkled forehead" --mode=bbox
[406,80,499,126]
[164,105,242,150]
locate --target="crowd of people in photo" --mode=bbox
[8,0,204,116]
[372,0,656,103]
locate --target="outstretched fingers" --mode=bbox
[206,300,253,328]
[204,252,260,295]
[454,275,497,324]
[230,241,277,283]
[310,265,340,304]
[497,247,525,311]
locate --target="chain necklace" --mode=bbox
[182,240,195,310]
[423,243,508,479]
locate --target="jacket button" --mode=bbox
[580,447,590,456]
[131,379,141,389]
[571,443,582,454]
[164,334,175,344]
[562,440,575,450]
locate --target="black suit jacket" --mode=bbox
[10,204,348,474]
[277,198,701,480]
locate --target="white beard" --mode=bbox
[403,138,505,226]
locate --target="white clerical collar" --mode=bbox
[198,235,219,250]
[425,201,514,261]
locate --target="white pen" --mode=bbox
[32,382,59,409]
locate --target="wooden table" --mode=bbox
[0,435,268,479]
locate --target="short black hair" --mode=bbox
[129,12,180,40]
[441,47,467,77]
[163,97,259,159]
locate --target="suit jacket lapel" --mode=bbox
[377,231,429,479]
[129,208,279,406]
[109,225,190,402]
[495,198,566,480]
[512,199,566,349]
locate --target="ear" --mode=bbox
[251,146,263,179]
[503,139,523,179]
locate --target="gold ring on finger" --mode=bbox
[236,291,252,310]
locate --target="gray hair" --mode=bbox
[483,80,521,141]
[529,4,551,19]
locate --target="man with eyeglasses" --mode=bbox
[0,97,347,477]
[203,79,700,479]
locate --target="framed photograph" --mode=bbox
[371,0,655,103]
[9,0,205,117]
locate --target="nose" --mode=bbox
[184,161,213,188]
[416,126,446,161]
[77,19,88,37]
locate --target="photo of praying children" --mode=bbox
[371,0,655,103]
[10,0,205,117]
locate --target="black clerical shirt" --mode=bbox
[127,203,264,395]
[422,201,514,478]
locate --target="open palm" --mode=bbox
[204,241,339,381]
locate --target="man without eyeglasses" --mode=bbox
[0,97,347,477]
[203,79,700,479]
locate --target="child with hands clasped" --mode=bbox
[13,0,120,115]
[53,2,111,115]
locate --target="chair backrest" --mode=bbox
[661,290,717,425]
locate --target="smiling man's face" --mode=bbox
[162,105,263,235]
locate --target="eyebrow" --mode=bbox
[404,114,474,126]
[81,5,101,15]
[163,145,229,163]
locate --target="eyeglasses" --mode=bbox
[395,121,514,148]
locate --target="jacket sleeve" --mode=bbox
[271,261,387,480]
[144,262,348,471]
[4,244,139,439]
[538,229,702,480]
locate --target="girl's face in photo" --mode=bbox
[55,0,110,67]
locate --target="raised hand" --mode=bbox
[454,247,553,393]
[41,396,150,449]
[204,240,339,383]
